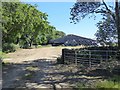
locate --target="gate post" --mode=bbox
[75,50,77,65]
[62,49,65,64]
[89,51,91,68]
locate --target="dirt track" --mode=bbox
[3,47,64,63]
[2,47,102,89]
[2,47,78,89]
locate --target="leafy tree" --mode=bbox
[95,15,118,46]
[70,0,120,50]
[38,26,66,45]
[54,30,66,39]
[2,2,65,51]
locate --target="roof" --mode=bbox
[49,34,97,46]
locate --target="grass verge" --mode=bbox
[75,75,120,89]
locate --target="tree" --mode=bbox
[38,25,66,45]
[70,0,120,50]
[95,15,117,46]
[2,2,65,51]
[2,2,47,46]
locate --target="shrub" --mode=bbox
[56,56,64,64]
[2,43,17,53]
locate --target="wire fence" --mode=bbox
[62,49,118,68]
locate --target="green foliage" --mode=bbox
[0,51,7,59]
[2,43,17,53]
[95,15,118,46]
[70,2,101,24]
[23,73,33,79]
[57,56,64,64]
[26,66,39,71]
[2,2,65,52]
[110,75,120,82]
[95,79,120,89]
[76,75,120,89]
[70,1,120,50]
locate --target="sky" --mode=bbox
[20,1,105,40]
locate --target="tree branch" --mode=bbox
[102,0,116,21]
[102,0,110,11]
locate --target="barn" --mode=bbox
[49,34,97,46]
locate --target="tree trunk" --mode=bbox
[29,41,32,47]
[115,0,120,59]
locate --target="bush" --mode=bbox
[2,43,17,53]
[57,56,64,64]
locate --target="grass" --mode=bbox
[95,80,120,88]
[75,75,120,89]
[111,75,120,82]
[24,73,33,78]
[21,72,33,80]
[23,66,39,79]
[0,51,10,67]
[96,75,120,89]
[0,51,7,59]
[25,66,39,71]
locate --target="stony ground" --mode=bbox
[2,47,103,89]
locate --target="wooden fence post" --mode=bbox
[62,49,65,64]
[89,51,91,68]
[106,51,108,63]
[75,50,77,65]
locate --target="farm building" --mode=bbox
[49,34,97,46]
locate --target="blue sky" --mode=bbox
[21,1,104,39]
